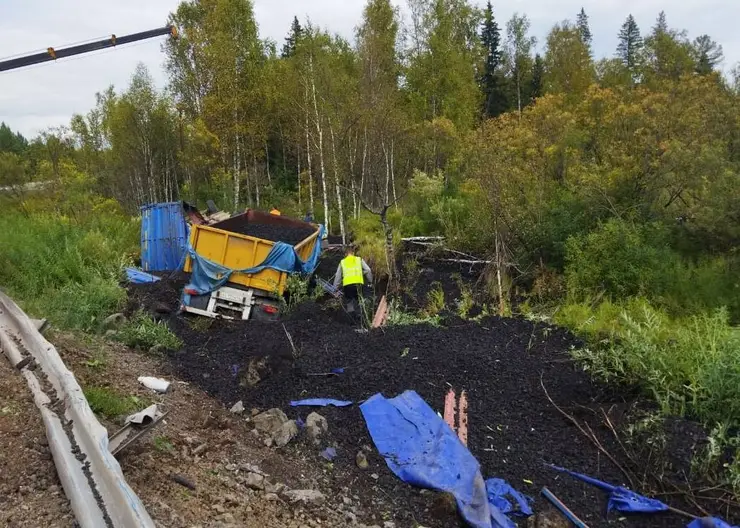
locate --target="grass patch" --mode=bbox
[84,386,146,419]
[0,210,137,331]
[117,310,183,351]
[153,435,175,453]
[424,282,446,317]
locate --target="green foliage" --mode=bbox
[84,386,145,419]
[424,282,446,316]
[0,209,137,331]
[282,274,321,313]
[117,311,183,352]
[387,300,441,327]
[562,300,740,426]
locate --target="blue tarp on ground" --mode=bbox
[548,464,669,514]
[125,267,161,284]
[141,202,189,272]
[184,225,325,297]
[290,399,353,407]
[360,391,520,528]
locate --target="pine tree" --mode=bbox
[576,8,592,49]
[282,16,303,58]
[617,14,643,79]
[530,54,544,101]
[653,11,668,36]
[693,35,723,75]
[480,1,507,117]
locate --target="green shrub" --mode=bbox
[562,300,740,425]
[117,311,182,351]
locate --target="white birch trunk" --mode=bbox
[391,139,397,209]
[233,131,241,211]
[360,126,367,217]
[265,142,272,186]
[297,146,302,207]
[304,84,314,210]
[329,123,346,244]
[309,54,329,231]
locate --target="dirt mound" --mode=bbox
[223,223,316,245]
[126,272,725,527]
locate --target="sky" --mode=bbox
[1,0,738,139]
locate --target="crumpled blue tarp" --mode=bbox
[125,267,161,284]
[290,399,353,407]
[548,464,669,513]
[184,225,325,296]
[688,518,739,528]
[360,390,521,528]
[486,478,534,517]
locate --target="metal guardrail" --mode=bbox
[0,291,155,528]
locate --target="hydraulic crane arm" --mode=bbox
[0,25,177,73]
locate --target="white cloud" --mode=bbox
[1,0,738,138]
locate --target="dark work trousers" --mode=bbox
[342,284,364,315]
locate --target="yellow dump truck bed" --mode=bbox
[184,209,320,296]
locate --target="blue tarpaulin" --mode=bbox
[290,399,353,407]
[360,391,522,528]
[548,464,669,514]
[125,267,162,284]
[688,518,738,528]
[184,225,325,297]
[141,202,189,272]
[486,479,533,518]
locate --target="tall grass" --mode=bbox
[0,211,138,330]
[557,299,740,426]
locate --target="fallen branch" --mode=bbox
[283,324,299,359]
[401,236,445,242]
[437,259,491,265]
[540,375,637,489]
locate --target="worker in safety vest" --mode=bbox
[333,246,373,312]
[270,207,281,215]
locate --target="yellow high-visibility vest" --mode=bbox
[341,255,364,286]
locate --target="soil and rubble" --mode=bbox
[125,256,740,528]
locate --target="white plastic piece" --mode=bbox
[125,404,163,425]
[137,376,171,393]
[0,291,155,528]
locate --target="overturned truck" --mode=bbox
[182,209,322,321]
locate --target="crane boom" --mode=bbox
[0,25,177,73]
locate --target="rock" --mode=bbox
[527,512,570,528]
[273,420,299,448]
[253,408,289,435]
[104,329,118,339]
[283,489,326,506]
[230,401,245,414]
[370,473,379,480]
[342,497,352,505]
[264,437,274,448]
[264,493,280,502]
[355,451,369,469]
[265,481,287,494]
[244,472,265,491]
[344,512,358,525]
[211,504,226,514]
[149,344,166,355]
[102,313,126,330]
[306,412,328,444]
[192,443,208,456]
[240,356,271,387]
[383,523,396,528]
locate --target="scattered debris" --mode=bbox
[320,447,337,461]
[103,313,126,329]
[171,474,196,490]
[273,420,299,448]
[192,443,208,456]
[306,412,328,444]
[243,472,265,491]
[253,408,289,435]
[229,400,245,414]
[137,376,171,393]
[283,489,326,506]
[356,451,369,469]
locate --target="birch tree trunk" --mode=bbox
[297,146,302,207]
[304,85,314,210]
[265,141,271,186]
[253,151,260,207]
[390,139,398,209]
[233,131,241,210]
[360,126,367,216]
[309,54,330,231]
[329,123,346,244]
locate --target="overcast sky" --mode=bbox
[1,0,738,138]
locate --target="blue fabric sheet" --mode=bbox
[184,225,325,297]
[486,478,534,517]
[548,464,669,514]
[688,518,738,528]
[126,267,161,284]
[360,391,520,528]
[290,399,353,407]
